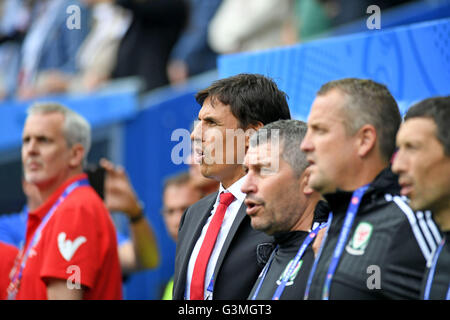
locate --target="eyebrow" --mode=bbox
[402,138,423,147]
[22,134,52,141]
[201,116,221,125]
[308,120,325,128]
[203,116,216,122]
[246,159,272,168]
[258,160,273,167]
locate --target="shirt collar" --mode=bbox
[218,175,247,204]
[29,173,89,221]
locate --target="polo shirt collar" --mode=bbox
[28,173,89,221]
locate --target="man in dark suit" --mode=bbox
[173,73,291,300]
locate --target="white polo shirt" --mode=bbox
[185,175,247,299]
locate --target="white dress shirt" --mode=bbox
[185,175,247,299]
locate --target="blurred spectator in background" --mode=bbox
[160,171,203,299]
[100,158,160,274]
[321,0,413,28]
[0,0,417,100]
[161,172,200,244]
[39,0,133,94]
[284,0,414,44]
[288,0,332,43]
[111,0,187,92]
[17,0,90,100]
[14,0,132,97]
[167,0,222,85]
[69,0,131,93]
[208,0,293,54]
[0,159,160,276]
[0,0,31,100]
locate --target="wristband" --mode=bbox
[130,211,145,224]
[130,201,145,224]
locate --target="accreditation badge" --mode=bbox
[345,222,373,256]
[276,259,303,286]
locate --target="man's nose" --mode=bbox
[25,138,39,154]
[241,173,256,195]
[300,133,313,152]
[391,149,406,174]
[190,121,202,142]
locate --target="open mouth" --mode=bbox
[244,198,263,216]
[399,183,414,197]
[193,146,204,164]
[26,161,42,171]
[398,176,414,197]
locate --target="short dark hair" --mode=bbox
[317,78,401,162]
[195,73,291,128]
[250,120,309,177]
[163,171,191,194]
[405,96,450,156]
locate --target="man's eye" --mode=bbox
[314,127,325,134]
[38,137,50,143]
[260,167,275,176]
[404,142,420,151]
[163,209,174,215]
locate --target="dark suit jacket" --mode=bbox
[173,191,274,300]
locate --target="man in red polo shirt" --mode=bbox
[8,102,122,300]
[0,241,18,300]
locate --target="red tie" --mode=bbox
[190,192,236,300]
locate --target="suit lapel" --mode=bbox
[212,202,247,285]
[176,192,218,297]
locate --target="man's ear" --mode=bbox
[303,182,315,196]
[301,168,315,195]
[356,124,377,158]
[244,122,264,150]
[69,143,85,168]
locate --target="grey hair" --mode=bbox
[249,119,308,177]
[26,102,91,164]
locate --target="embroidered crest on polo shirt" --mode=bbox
[276,259,303,286]
[57,232,87,261]
[345,222,373,256]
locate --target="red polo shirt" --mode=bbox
[16,174,122,300]
[0,241,19,300]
